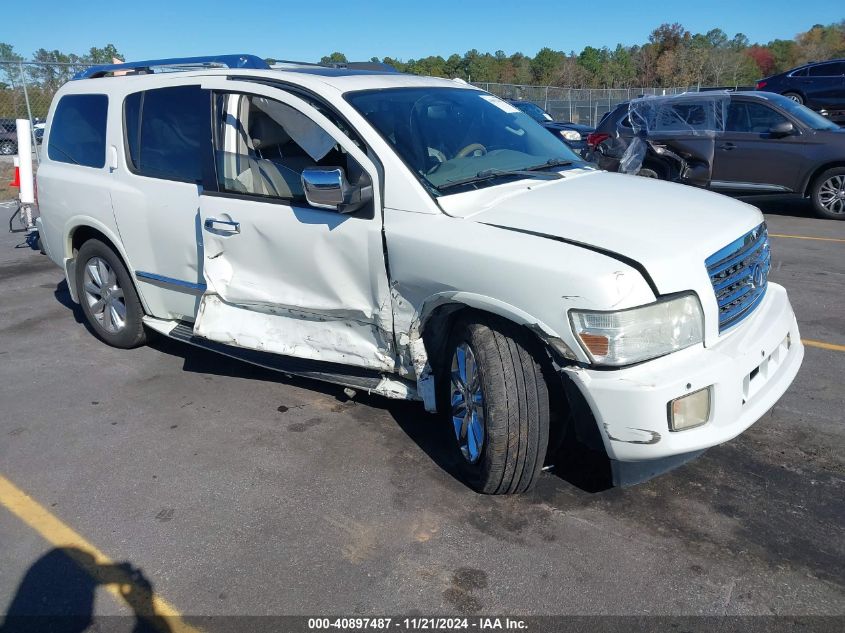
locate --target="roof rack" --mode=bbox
[73,54,270,80]
[269,59,398,73]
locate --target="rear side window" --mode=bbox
[123,85,209,183]
[48,94,108,168]
[809,62,845,77]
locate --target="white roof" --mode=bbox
[69,67,473,96]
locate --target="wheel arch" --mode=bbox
[802,161,845,197]
[412,293,596,460]
[64,220,147,311]
[413,292,572,372]
[781,90,805,102]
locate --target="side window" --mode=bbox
[48,94,108,168]
[213,93,364,203]
[123,85,209,183]
[809,62,845,77]
[652,102,711,133]
[791,67,808,77]
[726,102,788,133]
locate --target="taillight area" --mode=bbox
[586,132,610,149]
[756,80,767,90]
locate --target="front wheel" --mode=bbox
[441,316,550,494]
[0,140,16,155]
[811,168,845,220]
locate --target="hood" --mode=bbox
[438,170,763,295]
[813,126,845,139]
[543,121,594,133]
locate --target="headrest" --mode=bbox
[249,112,291,150]
[367,108,395,136]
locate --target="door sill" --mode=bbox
[146,319,417,400]
[710,180,792,193]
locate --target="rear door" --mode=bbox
[192,78,394,372]
[711,99,803,192]
[806,61,845,109]
[110,84,211,321]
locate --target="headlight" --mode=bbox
[569,293,703,366]
[560,129,581,141]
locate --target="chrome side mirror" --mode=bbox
[301,167,373,213]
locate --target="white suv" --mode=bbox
[35,55,803,494]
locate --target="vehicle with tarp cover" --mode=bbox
[589,91,845,219]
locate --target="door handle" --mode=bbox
[719,142,736,151]
[204,218,240,234]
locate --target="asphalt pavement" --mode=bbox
[0,196,842,627]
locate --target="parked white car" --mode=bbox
[35,55,803,494]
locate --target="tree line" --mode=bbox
[1,19,843,96]
[320,20,845,88]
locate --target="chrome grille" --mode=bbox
[706,223,770,332]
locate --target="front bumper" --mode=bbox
[565,283,803,463]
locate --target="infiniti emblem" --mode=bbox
[751,263,765,289]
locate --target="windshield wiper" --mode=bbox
[525,158,574,171]
[436,160,571,192]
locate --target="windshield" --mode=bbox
[766,94,839,130]
[512,101,553,122]
[346,88,582,192]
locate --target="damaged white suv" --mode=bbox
[36,55,803,494]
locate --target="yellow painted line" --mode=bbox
[769,233,845,243]
[802,339,845,352]
[0,474,202,633]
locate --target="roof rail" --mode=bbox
[269,59,398,73]
[73,54,270,80]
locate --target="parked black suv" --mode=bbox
[505,100,593,155]
[756,59,845,123]
[589,91,845,219]
[0,119,17,155]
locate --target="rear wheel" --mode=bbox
[75,239,147,348]
[440,316,550,494]
[783,92,804,105]
[810,167,845,220]
[0,140,16,155]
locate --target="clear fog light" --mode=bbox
[668,387,711,431]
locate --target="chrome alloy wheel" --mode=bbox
[82,257,127,333]
[819,174,845,215]
[450,343,485,464]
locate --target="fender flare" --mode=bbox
[62,217,149,311]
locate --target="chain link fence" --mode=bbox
[0,59,705,163]
[472,83,700,127]
[0,61,96,162]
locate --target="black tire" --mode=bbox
[75,239,147,348]
[0,140,16,155]
[783,92,804,105]
[439,315,550,494]
[810,167,845,220]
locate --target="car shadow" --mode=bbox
[53,280,87,327]
[0,547,171,633]
[739,194,817,218]
[50,279,613,495]
[147,330,613,494]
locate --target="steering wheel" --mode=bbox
[455,143,487,158]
